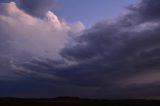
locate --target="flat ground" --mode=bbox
[0,98,160,106]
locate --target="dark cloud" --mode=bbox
[1,0,160,99]
[0,0,12,3]
[128,0,160,22]
[58,0,160,98]
[18,0,56,17]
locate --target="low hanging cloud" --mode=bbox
[1,0,160,99]
[59,0,160,98]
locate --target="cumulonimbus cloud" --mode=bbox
[0,2,85,80]
[1,0,160,99]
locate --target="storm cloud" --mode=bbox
[0,0,160,99]
[59,0,160,98]
[0,2,84,81]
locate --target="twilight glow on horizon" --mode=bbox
[0,0,160,99]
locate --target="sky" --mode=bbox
[0,0,160,99]
[54,0,139,27]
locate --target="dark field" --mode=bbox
[0,97,160,106]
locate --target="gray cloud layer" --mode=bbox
[0,0,160,99]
